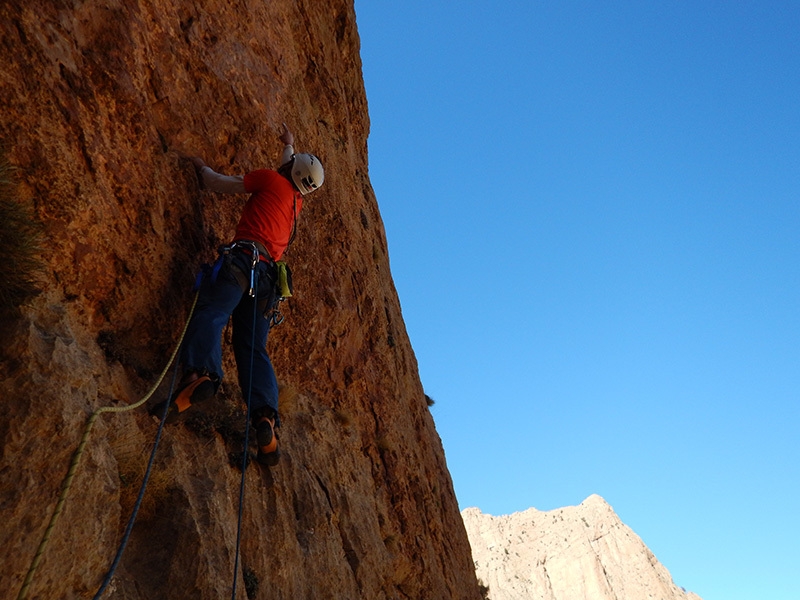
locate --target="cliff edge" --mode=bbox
[0,1,481,598]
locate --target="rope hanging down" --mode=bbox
[92,349,183,599]
[16,290,200,600]
[231,268,259,600]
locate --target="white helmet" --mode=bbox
[290,153,324,195]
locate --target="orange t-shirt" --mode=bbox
[234,169,302,261]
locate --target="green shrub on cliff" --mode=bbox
[0,149,44,316]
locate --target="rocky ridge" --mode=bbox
[463,496,702,600]
[0,1,481,598]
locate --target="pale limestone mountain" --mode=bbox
[463,495,702,600]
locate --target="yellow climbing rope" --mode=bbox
[16,289,199,600]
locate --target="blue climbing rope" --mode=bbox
[231,266,259,600]
[92,356,183,599]
[17,289,200,600]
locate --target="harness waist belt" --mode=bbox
[232,239,273,263]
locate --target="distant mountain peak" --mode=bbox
[462,496,701,600]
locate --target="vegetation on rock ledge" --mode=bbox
[0,148,44,317]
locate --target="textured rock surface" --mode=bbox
[463,496,701,600]
[0,1,481,598]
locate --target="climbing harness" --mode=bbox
[215,240,264,298]
[16,289,200,600]
[216,240,292,327]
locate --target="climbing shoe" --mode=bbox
[255,416,280,466]
[150,375,216,424]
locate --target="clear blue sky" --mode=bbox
[354,2,798,600]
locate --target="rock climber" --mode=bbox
[151,123,324,466]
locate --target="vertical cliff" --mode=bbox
[0,1,481,598]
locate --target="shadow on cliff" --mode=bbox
[0,146,45,325]
[94,159,219,384]
[116,487,201,598]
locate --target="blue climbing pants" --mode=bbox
[181,250,280,423]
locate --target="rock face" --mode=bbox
[0,1,481,599]
[462,496,701,600]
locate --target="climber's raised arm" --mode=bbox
[189,125,298,193]
[188,156,246,194]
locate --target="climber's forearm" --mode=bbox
[198,166,246,194]
[281,144,294,166]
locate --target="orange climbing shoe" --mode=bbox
[150,375,216,424]
[255,416,280,466]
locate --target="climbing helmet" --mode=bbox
[290,153,324,195]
